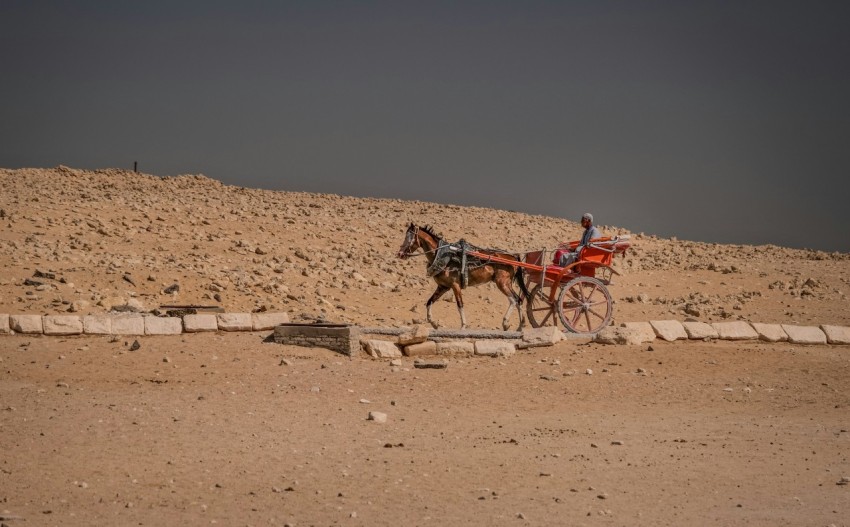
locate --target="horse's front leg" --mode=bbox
[426,285,450,330]
[449,282,466,329]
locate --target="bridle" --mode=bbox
[398,225,437,259]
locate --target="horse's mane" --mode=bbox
[419,224,442,241]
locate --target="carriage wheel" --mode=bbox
[557,276,613,335]
[526,284,560,328]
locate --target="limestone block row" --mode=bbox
[0,312,290,336]
[595,320,845,346]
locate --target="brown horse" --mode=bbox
[396,223,529,330]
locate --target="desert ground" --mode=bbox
[1,167,848,526]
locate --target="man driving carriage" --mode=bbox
[556,212,601,267]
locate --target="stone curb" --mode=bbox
[0,315,847,353]
[0,312,289,336]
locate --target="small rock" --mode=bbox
[368,411,387,423]
[838,476,850,485]
[163,284,180,294]
[586,368,593,375]
[129,340,141,351]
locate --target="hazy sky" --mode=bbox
[2,1,849,252]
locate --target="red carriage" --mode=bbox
[397,224,631,335]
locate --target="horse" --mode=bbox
[396,223,529,331]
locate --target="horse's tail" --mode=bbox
[514,262,530,304]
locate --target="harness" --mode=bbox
[426,238,492,288]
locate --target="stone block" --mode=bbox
[363,339,402,358]
[111,315,145,335]
[436,340,474,356]
[217,313,252,331]
[252,312,290,331]
[649,320,687,342]
[43,315,83,335]
[0,314,10,334]
[83,315,112,335]
[821,325,850,345]
[712,321,758,340]
[683,321,718,340]
[474,340,516,357]
[521,326,564,348]
[750,323,788,342]
[183,314,218,332]
[781,324,827,345]
[10,314,43,334]
[145,317,183,335]
[620,322,656,343]
[398,325,431,346]
[404,341,437,357]
[595,326,645,345]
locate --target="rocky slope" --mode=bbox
[1,167,848,329]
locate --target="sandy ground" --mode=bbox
[1,168,849,525]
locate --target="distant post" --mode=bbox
[133,161,138,173]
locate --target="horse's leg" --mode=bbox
[495,272,524,331]
[449,282,466,329]
[426,285,450,330]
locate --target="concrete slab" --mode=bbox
[10,314,43,334]
[474,340,516,357]
[363,339,402,359]
[145,317,183,335]
[750,323,788,342]
[251,312,290,331]
[183,314,218,332]
[521,326,564,348]
[649,320,687,341]
[620,322,657,343]
[683,321,718,340]
[111,315,145,335]
[43,315,83,335]
[404,341,437,357]
[398,325,431,346]
[83,315,112,335]
[217,313,252,331]
[782,324,827,345]
[821,325,850,345]
[595,326,645,345]
[712,321,758,340]
[436,341,475,356]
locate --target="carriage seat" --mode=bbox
[552,236,631,269]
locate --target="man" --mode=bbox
[558,213,601,267]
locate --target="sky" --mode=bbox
[2,1,849,252]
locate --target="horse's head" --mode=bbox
[397,223,421,259]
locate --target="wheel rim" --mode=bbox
[526,284,559,328]
[557,276,613,334]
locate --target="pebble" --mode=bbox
[368,411,387,423]
[586,369,593,375]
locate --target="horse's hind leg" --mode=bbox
[495,274,525,331]
[426,285,450,330]
[449,282,467,329]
